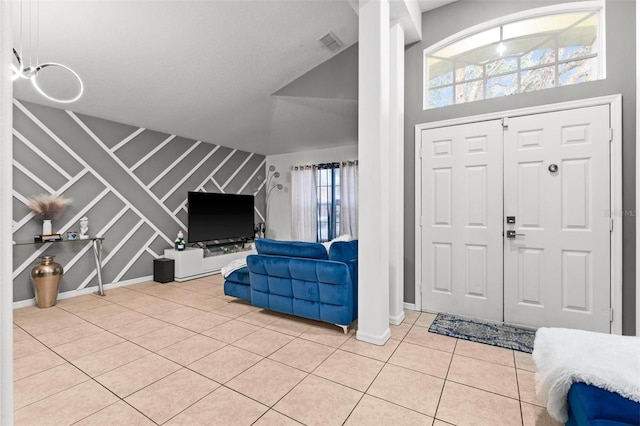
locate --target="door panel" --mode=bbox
[517,247,544,306]
[503,105,610,332]
[433,168,453,225]
[518,162,543,228]
[421,121,503,321]
[562,250,591,311]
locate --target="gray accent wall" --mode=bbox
[404,0,636,334]
[12,99,266,303]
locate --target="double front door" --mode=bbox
[419,105,611,332]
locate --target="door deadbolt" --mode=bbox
[548,164,559,173]
[506,216,516,224]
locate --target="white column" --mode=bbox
[388,21,405,325]
[0,0,14,422]
[357,0,391,345]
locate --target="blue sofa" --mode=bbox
[566,382,640,426]
[223,266,251,302]
[238,238,358,332]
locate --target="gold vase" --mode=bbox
[30,255,63,308]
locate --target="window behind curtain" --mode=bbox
[316,163,341,242]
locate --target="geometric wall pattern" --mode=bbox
[12,99,266,302]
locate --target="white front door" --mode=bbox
[420,120,504,322]
[418,105,612,332]
[503,105,611,332]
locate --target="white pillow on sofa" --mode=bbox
[321,234,352,253]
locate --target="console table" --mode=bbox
[14,237,106,296]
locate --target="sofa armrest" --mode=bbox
[329,240,358,263]
[346,258,358,319]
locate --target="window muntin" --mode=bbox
[424,4,603,109]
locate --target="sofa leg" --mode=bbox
[336,324,349,335]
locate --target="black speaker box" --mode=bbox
[153,258,174,283]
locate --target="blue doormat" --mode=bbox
[428,313,536,353]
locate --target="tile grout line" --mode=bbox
[158,319,344,424]
[514,349,526,426]
[432,325,458,424]
[14,282,541,425]
[13,283,235,424]
[342,316,434,424]
[145,301,346,422]
[90,285,272,424]
[19,288,372,418]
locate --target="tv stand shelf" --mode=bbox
[206,243,253,256]
[164,247,256,282]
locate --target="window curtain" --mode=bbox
[340,161,358,238]
[291,165,317,242]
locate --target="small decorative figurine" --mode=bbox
[254,223,265,239]
[79,217,89,239]
[175,230,185,251]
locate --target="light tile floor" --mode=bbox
[13,275,562,426]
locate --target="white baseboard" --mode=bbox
[403,302,417,311]
[12,275,153,309]
[356,327,391,346]
[389,310,405,325]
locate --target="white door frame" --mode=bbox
[414,94,623,334]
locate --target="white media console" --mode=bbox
[164,247,256,281]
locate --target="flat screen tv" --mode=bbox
[187,192,255,243]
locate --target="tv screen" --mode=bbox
[187,192,255,243]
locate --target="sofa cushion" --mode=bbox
[255,238,329,260]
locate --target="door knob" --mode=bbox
[548,164,559,173]
[506,230,525,239]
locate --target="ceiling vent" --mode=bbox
[318,31,344,52]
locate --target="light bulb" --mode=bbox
[496,25,506,57]
[11,64,23,81]
[496,42,506,56]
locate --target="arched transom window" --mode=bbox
[424,2,605,109]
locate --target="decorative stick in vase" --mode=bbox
[26,194,72,236]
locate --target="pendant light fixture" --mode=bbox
[11,0,83,103]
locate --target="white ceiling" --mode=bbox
[11,1,453,155]
[416,0,456,14]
